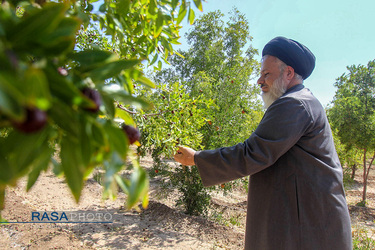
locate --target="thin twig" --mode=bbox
[116,102,170,118]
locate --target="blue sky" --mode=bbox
[177,0,375,106]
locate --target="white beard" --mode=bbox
[261,76,288,109]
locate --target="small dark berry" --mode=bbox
[12,107,47,133]
[81,87,101,113]
[122,124,141,144]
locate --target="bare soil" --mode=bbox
[0,157,374,249]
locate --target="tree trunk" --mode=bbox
[362,149,367,203]
[351,164,357,180]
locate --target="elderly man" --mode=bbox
[174,37,352,249]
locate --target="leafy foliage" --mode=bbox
[135,9,262,215]
[170,165,210,215]
[156,8,263,149]
[328,59,375,204]
[0,0,203,218]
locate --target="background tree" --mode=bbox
[136,9,262,215]
[328,59,375,205]
[331,128,361,186]
[156,8,263,149]
[0,0,203,221]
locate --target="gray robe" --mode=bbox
[195,84,352,250]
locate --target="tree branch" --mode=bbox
[116,102,169,117]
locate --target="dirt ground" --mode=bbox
[0,157,374,249]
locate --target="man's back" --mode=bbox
[245,84,352,249]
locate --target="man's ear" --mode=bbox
[285,66,295,81]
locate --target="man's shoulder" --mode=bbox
[278,84,326,122]
[281,85,320,106]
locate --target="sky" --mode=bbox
[177,0,375,106]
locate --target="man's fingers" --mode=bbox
[176,146,185,154]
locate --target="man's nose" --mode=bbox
[257,76,263,85]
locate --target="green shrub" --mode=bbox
[170,165,211,216]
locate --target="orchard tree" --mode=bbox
[130,81,214,215]
[135,9,262,215]
[329,59,375,205]
[331,128,361,183]
[157,8,263,149]
[0,0,203,221]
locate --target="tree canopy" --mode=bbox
[133,9,262,215]
[329,59,375,204]
[153,8,262,150]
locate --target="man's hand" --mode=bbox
[174,146,196,166]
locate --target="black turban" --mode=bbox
[262,36,316,80]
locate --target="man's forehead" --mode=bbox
[261,56,279,71]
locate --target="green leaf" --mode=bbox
[24,67,51,109]
[10,3,66,46]
[45,66,89,107]
[137,76,156,88]
[61,136,84,202]
[104,122,128,158]
[103,152,126,199]
[89,59,142,82]
[193,0,203,11]
[148,0,157,15]
[0,145,12,185]
[177,1,188,24]
[49,101,80,137]
[171,0,179,10]
[100,92,116,119]
[154,10,164,38]
[86,4,94,12]
[39,20,81,55]
[99,4,106,13]
[149,53,158,66]
[0,188,4,210]
[126,167,149,209]
[102,85,152,110]
[0,75,24,120]
[117,0,131,14]
[115,108,136,126]
[115,174,129,193]
[5,129,50,178]
[26,146,53,191]
[188,7,195,25]
[175,51,185,59]
[91,119,106,146]
[69,50,117,71]
[80,117,92,167]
